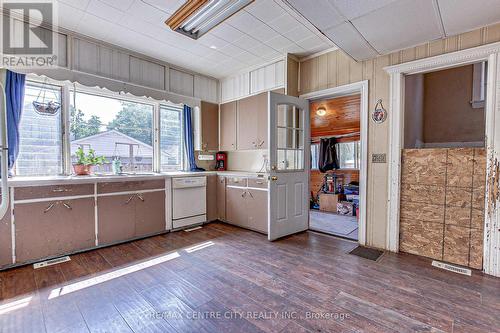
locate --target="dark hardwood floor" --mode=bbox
[0,222,499,333]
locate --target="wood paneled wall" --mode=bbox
[310,170,359,197]
[299,22,500,249]
[399,148,485,269]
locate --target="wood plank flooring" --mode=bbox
[0,222,499,333]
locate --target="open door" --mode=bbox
[268,92,310,241]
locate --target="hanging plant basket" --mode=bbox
[32,100,61,116]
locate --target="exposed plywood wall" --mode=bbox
[299,22,500,249]
[399,148,486,269]
[310,94,360,138]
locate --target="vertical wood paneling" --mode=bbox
[327,51,337,88]
[317,54,328,90]
[336,52,351,86]
[130,57,165,90]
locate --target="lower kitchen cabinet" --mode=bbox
[226,185,268,234]
[98,194,136,245]
[217,176,226,220]
[206,175,217,222]
[98,191,166,245]
[15,198,95,263]
[226,187,247,227]
[246,189,268,233]
[0,210,12,267]
[135,191,166,238]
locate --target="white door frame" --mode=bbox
[384,41,500,277]
[300,80,369,246]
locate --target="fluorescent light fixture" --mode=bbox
[166,0,254,40]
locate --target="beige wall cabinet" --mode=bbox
[217,176,226,221]
[237,92,268,150]
[220,101,237,151]
[0,210,12,267]
[201,101,219,151]
[206,175,218,221]
[15,198,95,263]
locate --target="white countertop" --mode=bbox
[8,170,269,187]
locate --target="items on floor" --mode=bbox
[399,148,486,269]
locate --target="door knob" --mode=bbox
[270,176,278,181]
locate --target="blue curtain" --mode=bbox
[5,70,26,173]
[183,104,204,171]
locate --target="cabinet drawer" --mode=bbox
[97,179,165,194]
[15,184,94,200]
[227,177,247,187]
[248,178,268,189]
[15,198,95,263]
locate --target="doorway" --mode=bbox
[300,81,369,245]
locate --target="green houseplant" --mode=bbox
[73,147,106,175]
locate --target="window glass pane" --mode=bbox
[311,143,319,170]
[337,141,360,169]
[17,82,62,176]
[70,92,154,173]
[160,105,183,171]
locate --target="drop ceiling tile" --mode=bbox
[438,0,500,35]
[246,24,278,42]
[138,0,184,14]
[352,0,443,54]
[98,0,134,11]
[235,50,260,64]
[268,14,299,33]
[127,0,168,24]
[233,34,261,52]
[86,0,125,22]
[283,24,316,41]
[286,0,343,31]
[245,0,287,22]
[57,2,85,30]
[58,0,90,11]
[296,35,327,50]
[323,22,378,60]
[282,43,305,54]
[209,23,244,43]
[77,13,121,40]
[330,0,398,20]
[218,43,247,57]
[198,34,230,49]
[226,11,263,32]
[265,35,296,51]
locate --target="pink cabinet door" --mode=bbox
[226,187,247,227]
[0,210,12,267]
[246,189,268,234]
[98,194,136,245]
[135,191,165,237]
[15,198,95,263]
[206,175,217,222]
[217,176,226,220]
[220,101,237,151]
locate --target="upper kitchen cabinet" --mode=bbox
[200,101,219,151]
[237,92,268,150]
[220,101,237,151]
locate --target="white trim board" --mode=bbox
[300,81,369,247]
[384,41,500,277]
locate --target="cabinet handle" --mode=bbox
[256,181,264,184]
[247,191,253,198]
[43,203,55,213]
[125,195,135,204]
[136,194,145,202]
[258,140,265,147]
[53,188,70,192]
[62,202,72,210]
[241,191,247,198]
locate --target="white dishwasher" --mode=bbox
[172,176,207,229]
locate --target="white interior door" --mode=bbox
[268,92,310,241]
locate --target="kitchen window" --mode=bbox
[16,82,63,176]
[70,91,155,173]
[14,78,186,176]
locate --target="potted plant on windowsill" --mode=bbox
[73,147,106,176]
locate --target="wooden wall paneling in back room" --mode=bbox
[206,175,217,222]
[201,101,219,151]
[219,101,237,151]
[0,209,12,267]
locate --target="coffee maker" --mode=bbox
[215,152,227,171]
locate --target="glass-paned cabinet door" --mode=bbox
[276,104,304,171]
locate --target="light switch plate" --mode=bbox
[198,154,214,161]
